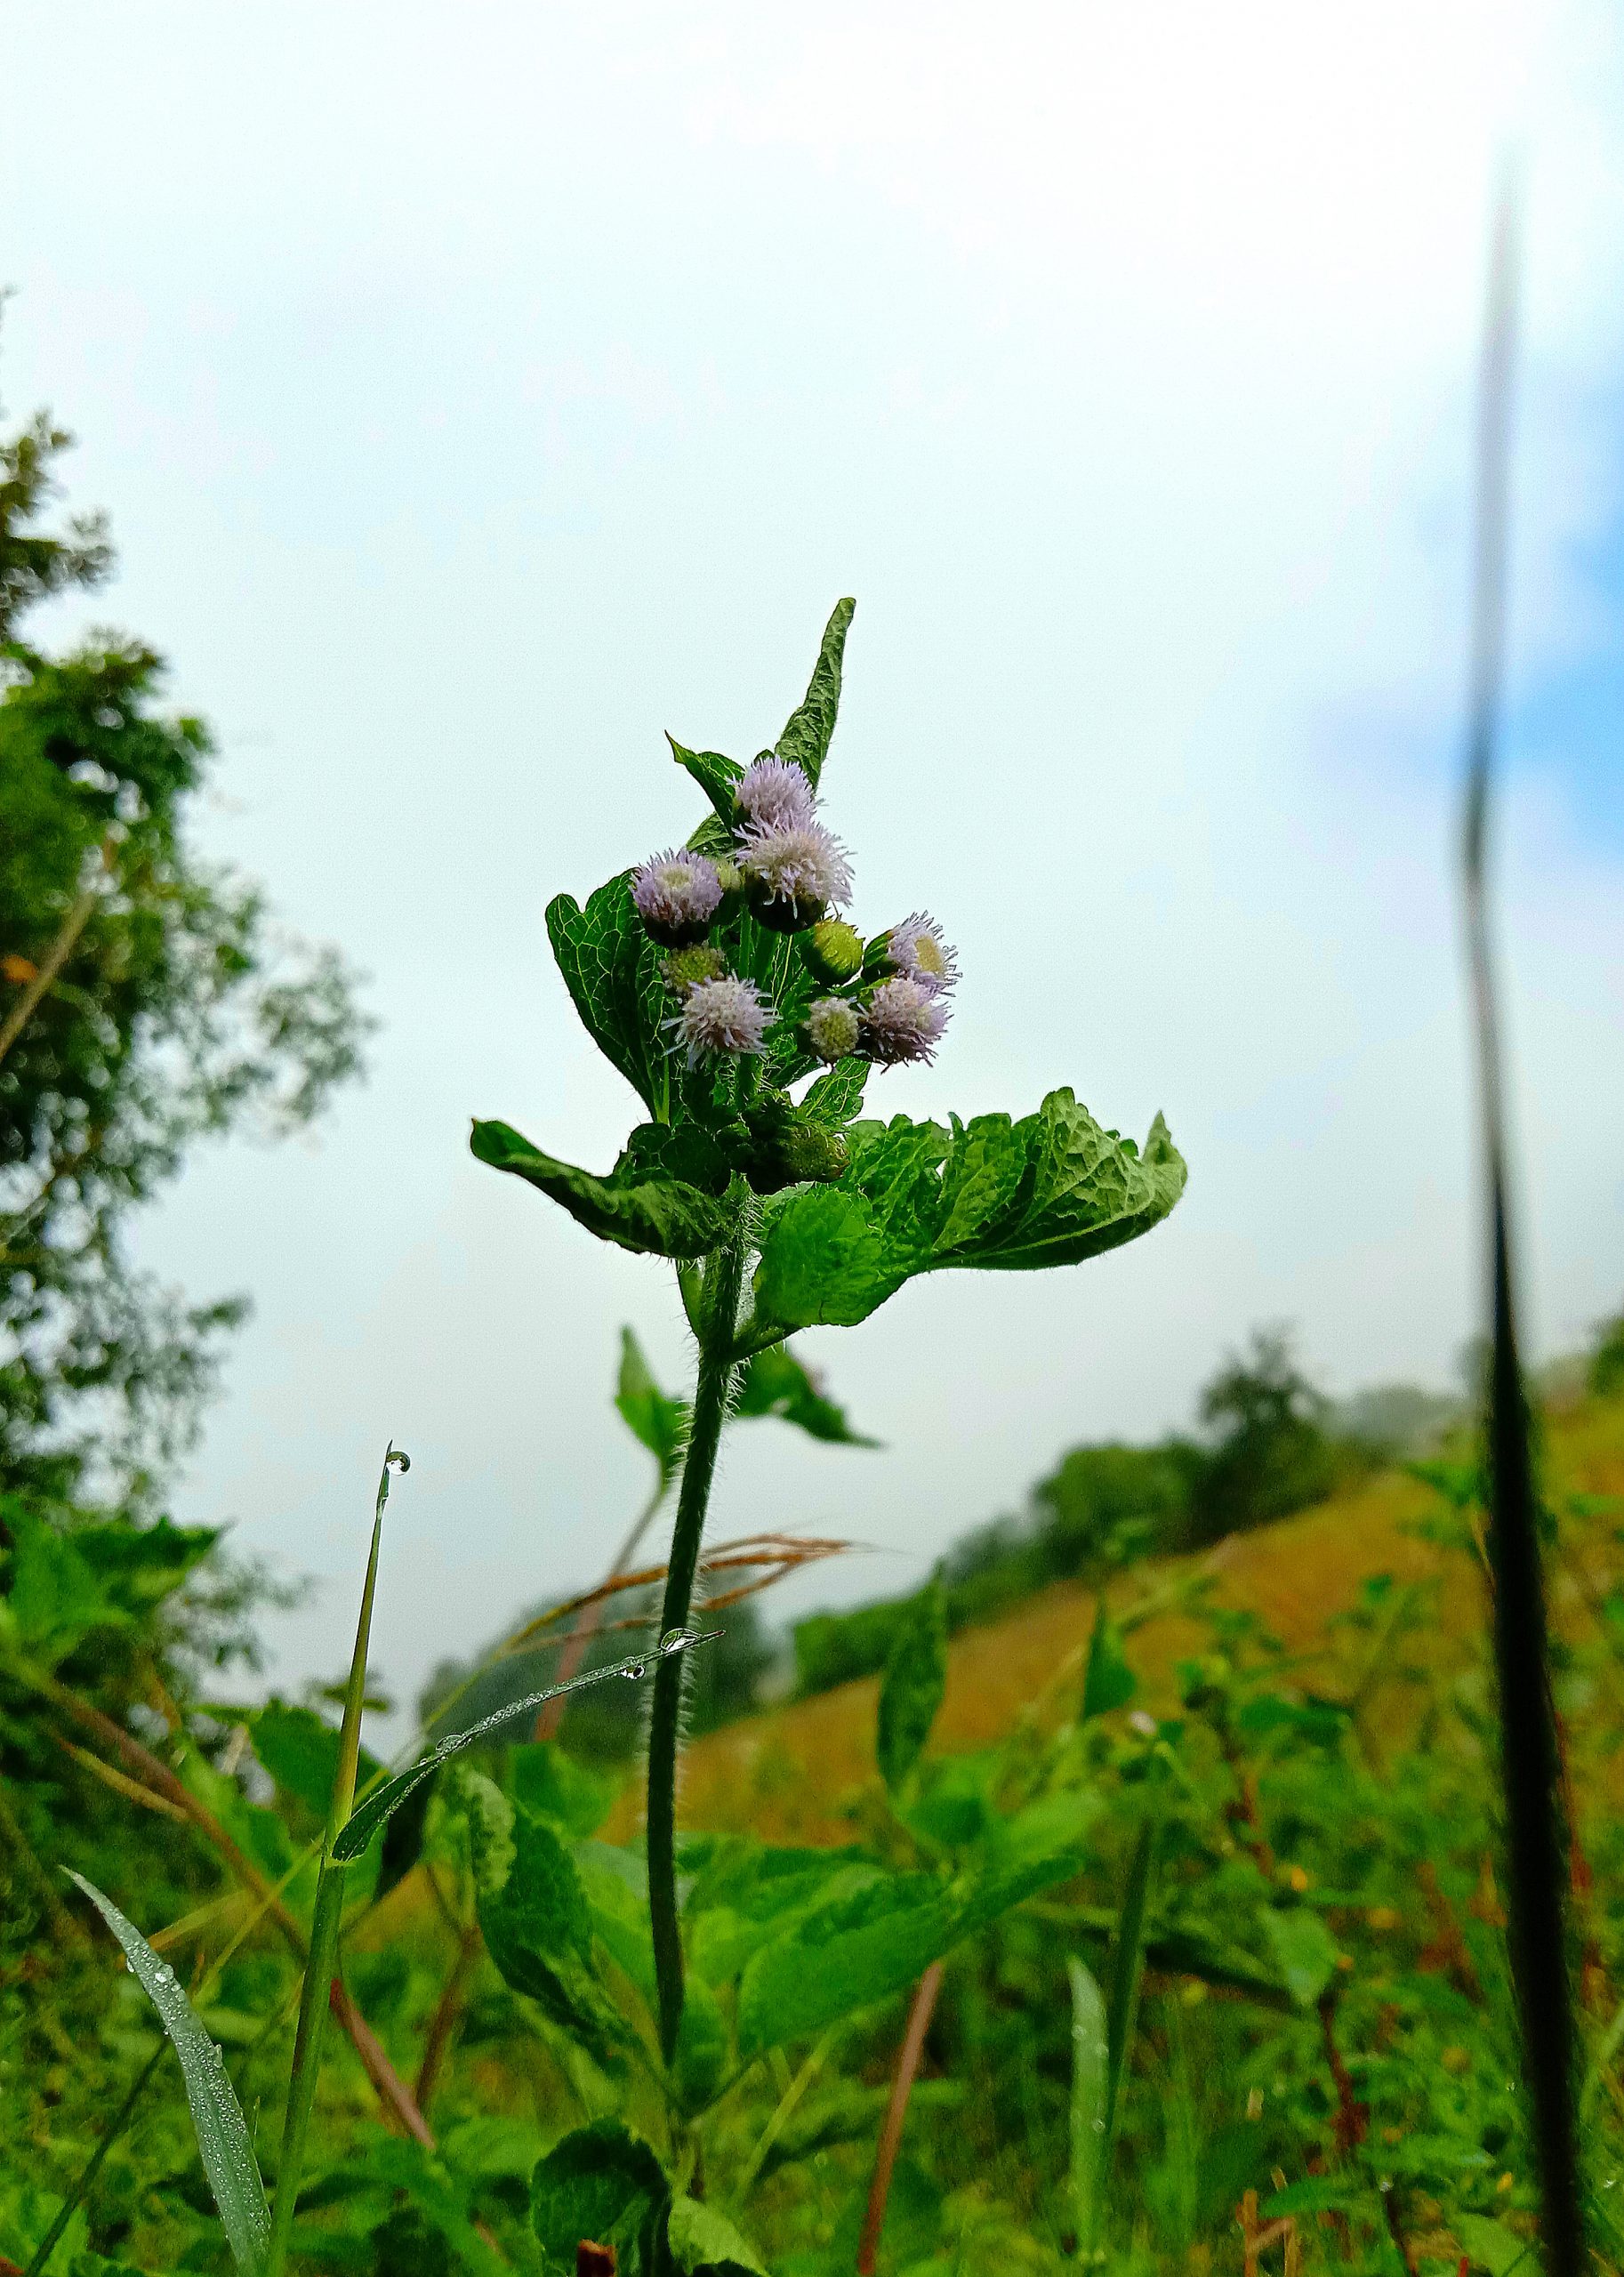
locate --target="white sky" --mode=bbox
[3,1,1622,1726]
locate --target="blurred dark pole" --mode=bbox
[1460,182,1585,2277]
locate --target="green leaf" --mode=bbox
[249,1701,383,1826]
[775,597,856,791]
[666,2195,768,2277]
[2,1507,114,1664]
[1068,1957,1110,2257]
[1452,2212,1533,2275]
[510,1742,615,1839]
[667,735,743,830]
[734,1342,878,1446]
[332,1627,715,1863]
[1103,1814,1160,2149]
[752,1090,1186,1332]
[479,1809,630,2059]
[876,1581,947,1791]
[615,1326,689,1482]
[65,1873,270,2276]
[544,874,674,1119]
[74,1516,221,1616]
[1081,1599,1137,1719]
[798,1058,868,1130]
[1258,1906,1340,2007]
[470,1117,736,1258]
[752,1186,893,1327]
[736,1790,1097,2056]
[529,2120,668,2276]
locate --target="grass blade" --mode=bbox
[1103,1813,1159,2152]
[1459,187,1585,2274]
[333,1621,720,1864]
[64,1872,270,2275]
[1067,1956,1109,2258]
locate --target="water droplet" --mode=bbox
[622,1661,646,1680]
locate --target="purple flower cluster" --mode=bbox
[630,749,958,1073]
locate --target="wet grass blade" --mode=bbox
[1459,186,1584,2276]
[64,1873,270,2275]
[1103,1813,1159,2153]
[1067,1956,1109,2258]
[333,1621,720,1864]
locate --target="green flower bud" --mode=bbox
[736,1095,849,1193]
[803,918,864,985]
[806,996,862,1063]
[663,944,728,994]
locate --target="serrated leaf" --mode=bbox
[734,1342,878,1445]
[470,1117,736,1258]
[529,2120,668,2275]
[666,2194,768,2276]
[65,1873,270,2276]
[479,1809,631,2059]
[776,597,856,790]
[753,1090,1185,1332]
[877,1581,947,1791]
[1259,1906,1340,2007]
[736,1790,1097,2056]
[615,1326,689,1480]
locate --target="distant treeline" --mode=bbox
[792,1329,1459,1698]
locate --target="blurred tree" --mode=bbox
[1590,1305,1624,1401]
[1,394,367,1545]
[1184,1326,1345,1547]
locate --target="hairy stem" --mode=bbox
[647,1216,750,2063]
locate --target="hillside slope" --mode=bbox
[609,1389,1624,1845]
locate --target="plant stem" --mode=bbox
[647,1215,750,2063]
[856,1962,944,2277]
[264,1447,404,2277]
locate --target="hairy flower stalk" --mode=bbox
[647,1212,751,2063]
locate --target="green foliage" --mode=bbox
[529,2121,668,2274]
[1186,1327,1349,1548]
[752,1094,1186,1332]
[470,1118,736,1258]
[875,1581,947,1792]
[65,1873,270,2274]
[1591,1303,1624,1399]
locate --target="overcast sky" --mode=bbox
[3,1,1621,1730]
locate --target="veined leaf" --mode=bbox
[736,1789,1097,2056]
[470,1118,736,1258]
[798,1057,868,1130]
[479,1809,630,2061]
[775,598,856,791]
[530,2121,668,2276]
[249,1701,384,1827]
[753,1090,1186,1332]
[666,2195,768,2276]
[1259,1906,1340,2008]
[65,1873,270,2276]
[876,1581,947,1792]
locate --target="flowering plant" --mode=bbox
[470,599,1187,2061]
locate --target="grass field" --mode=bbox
[598,1387,1624,1847]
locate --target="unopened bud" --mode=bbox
[804,919,864,985]
[806,996,861,1063]
[663,944,727,994]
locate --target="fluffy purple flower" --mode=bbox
[884,912,959,997]
[805,996,862,1063]
[738,819,854,931]
[631,848,723,945]
[735,753,816,834]
[860,975,949,1066]
[671,974,772,1065]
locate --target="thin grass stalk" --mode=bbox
[1459,189,1584,2275]
[647,1215,750,2063]
[856,1960,945,2277]
[534,1475,671,1742]
[20,2039,167,2277]
[264,1447,406,2277]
